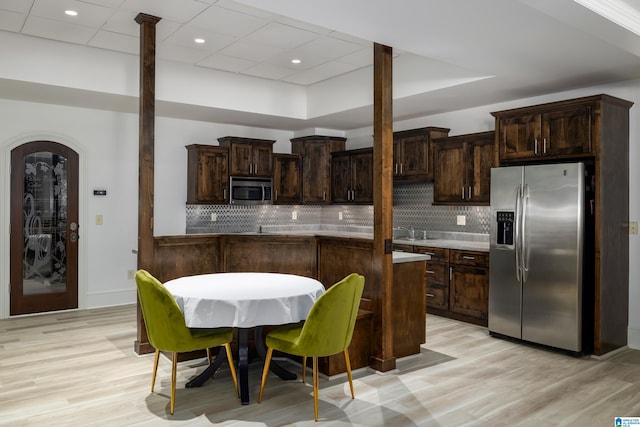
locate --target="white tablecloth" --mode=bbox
[164,272,325,328]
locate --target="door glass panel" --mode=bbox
[22,152,68,295]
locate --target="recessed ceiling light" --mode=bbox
[194,38,205,44]
[291,59,301,64]
[65,10,78,16]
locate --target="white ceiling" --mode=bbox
[2,0,640,130]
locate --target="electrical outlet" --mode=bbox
[96,214,103,225]
[457,215,466,226]
[127,270,134,280]
[211,212,217,222]
[339,212,343,220]
[292,211,297,220]
[630,221,638,234]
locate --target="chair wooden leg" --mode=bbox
[313,356,319,422]
[258,347,273,403]
[206,348,212,365]
[302,356,307,383]
[151,349,160,392]
[170,352,178,415]
[224,343,239,398]
[344,349,355,399]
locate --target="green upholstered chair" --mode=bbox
[135,269,238,415]
[258,273,365,421]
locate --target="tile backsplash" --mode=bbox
[186,182,489,235]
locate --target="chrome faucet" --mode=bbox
[394,226,415,240]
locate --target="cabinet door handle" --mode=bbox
[468,186,472,200]
[395,163,398,175]
[462,255,476,260]
[223,188,227,200]
[449,267,453,280]
[534,138,539,155]
[426,270,435,274]
[400,163,403,174]
[323,191,326,201]
[426,293,435,298]
[543,138,547,154]
[274,190,278,201]
[461,186,465,200]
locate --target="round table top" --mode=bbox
[164,272,325,328]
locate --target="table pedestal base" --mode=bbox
[185,326,296,404]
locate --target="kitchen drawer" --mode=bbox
[415,246,448,263]
[393,244,415,252]
[426,283,449,310]
[425,260,447,285]
[449,249,488,268]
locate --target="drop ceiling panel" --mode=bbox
[298,35,366,59]
[31,0,112,28]
[0,9,26,31]
[218,39,284,61]
[241,63,296,80]
[163,26,237,52]
[90,30,138,54]
[0,0,34,13]
[23,15,97,44]
[119,0,208,24]
[189,5,268,37]
[197,53,256,72]
[157,43,212,64]
[244,21,319,49]
[283,61,360,85]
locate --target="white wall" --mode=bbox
[0,99,296,316]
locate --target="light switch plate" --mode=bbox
[292,211,297,220]
[96,214,103,225]
[457,215,466,226]
[630,221,638,234]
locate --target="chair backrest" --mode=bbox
[296,273,365,357]
[135,269,193,352]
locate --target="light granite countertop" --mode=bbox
[252,226,490,253]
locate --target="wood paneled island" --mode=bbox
[136,232,429,376]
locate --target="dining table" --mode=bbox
[163,272,325,404]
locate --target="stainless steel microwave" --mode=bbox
[229,176,273,205]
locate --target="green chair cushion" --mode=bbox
[136,270,233,353]
[265,273,364,358]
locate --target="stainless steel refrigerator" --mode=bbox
[489,162,594,354]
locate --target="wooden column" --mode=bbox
[134,13,161,355]
[370,43,396,372]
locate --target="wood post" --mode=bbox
[371,43,396,372]
[134,13,161,355]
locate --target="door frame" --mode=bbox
[0,134,88,319]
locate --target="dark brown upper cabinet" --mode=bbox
[186,144,229,204]
[393,127,450,182]
[272,153,302,204]
[331,148,374,204]
[432,131,495,205]
[218,136,274,177]
[291,136,346,204]
[492,98,596,163]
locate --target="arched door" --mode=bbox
[10,141,79,315]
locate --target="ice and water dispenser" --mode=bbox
[496,211,515,246]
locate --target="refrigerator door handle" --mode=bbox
[522,184,530,282]
[515,184,522,282]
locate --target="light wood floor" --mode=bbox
[1,305,639,426]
